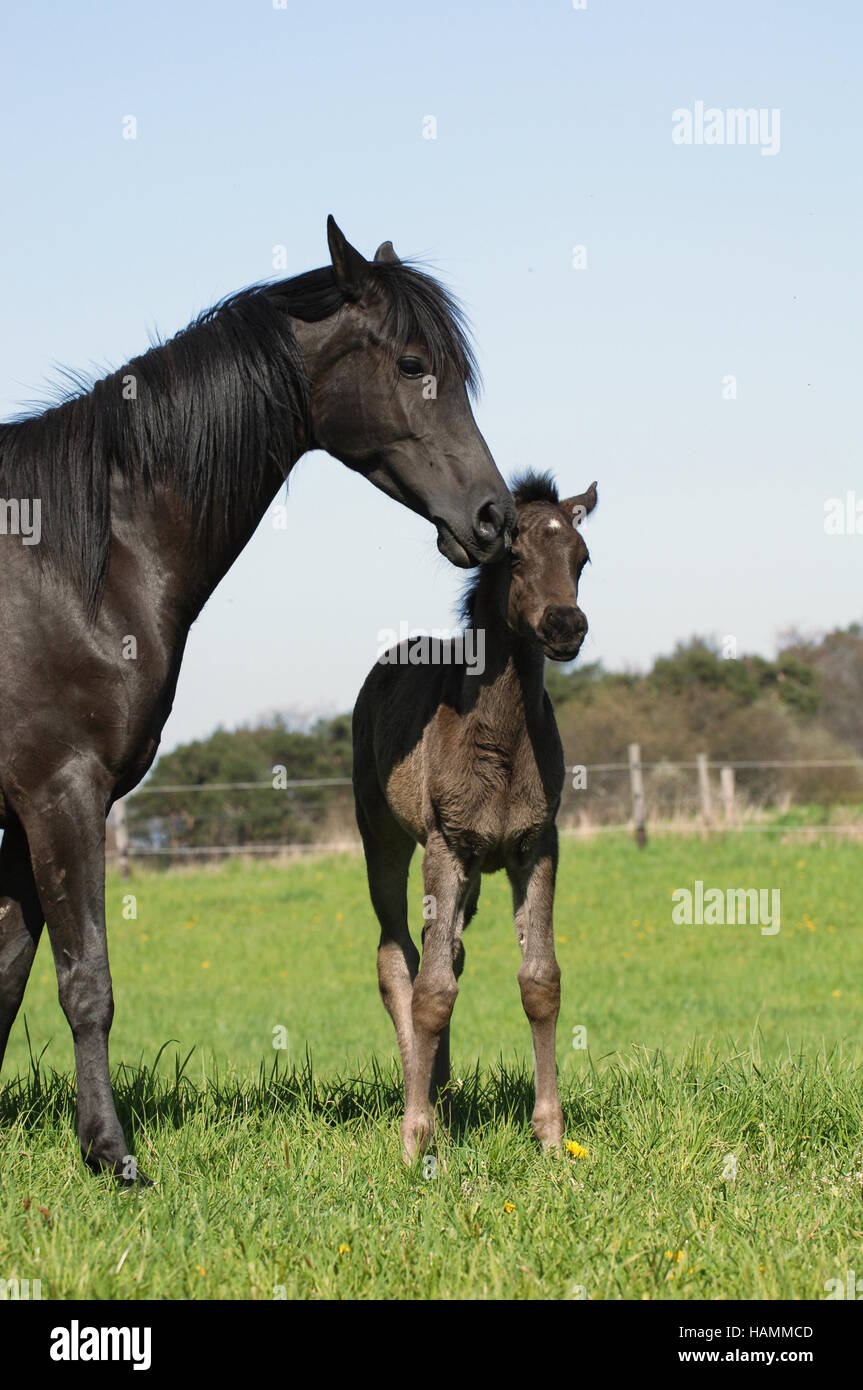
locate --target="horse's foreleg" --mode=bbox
[403,832,468,1159]
[20,772,135,1178]
[358,807,418,1096]
[0,820,44,1070]
[509,829,564,1150]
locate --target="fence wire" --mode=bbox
[105,756,863,864]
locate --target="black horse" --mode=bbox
[0,217,514,1177]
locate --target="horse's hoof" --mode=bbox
[81,1145,151,1186]
[120,1166,153,1189]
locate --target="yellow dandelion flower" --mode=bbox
[566,1141,588,1159]
[197,1266,206,1277]
[832,989,841,998]
[503,1201,516,1214]
[201,961,210,970]
[338,1243,351,1255]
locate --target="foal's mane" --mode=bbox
[0,261,477,617]
[459,469,559,626]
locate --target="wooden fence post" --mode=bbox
[720,765,736,825]
[697,752,713,836]
[628,743,647,848]
[112,799,131,879]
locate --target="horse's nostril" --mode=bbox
[473,498,506,542]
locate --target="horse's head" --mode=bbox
[507,472,597,661]
[298,217,515,566]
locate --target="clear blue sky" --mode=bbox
[1,1,860,748]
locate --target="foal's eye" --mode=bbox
[397,356,426,379]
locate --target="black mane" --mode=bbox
[459,469,559,626]
[0,260,477,617]
[511,469,559,506]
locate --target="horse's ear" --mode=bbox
[327,215,368,301]
[562,482,598,526]
[373,240,400,264]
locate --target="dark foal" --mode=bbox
[353,471,597,1158]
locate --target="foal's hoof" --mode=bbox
[531,1107,564,1152]
[401,1111,434,1163]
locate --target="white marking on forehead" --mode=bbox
[546,518,563,532]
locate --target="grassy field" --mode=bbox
[1,832,862,1300]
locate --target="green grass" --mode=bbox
[1,833,862,1300]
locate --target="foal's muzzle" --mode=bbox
[539,604,588,661]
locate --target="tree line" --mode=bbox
[126,623,863,850]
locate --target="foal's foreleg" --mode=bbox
[428,876,477,1113]
[20,773,135,1177]
[0,821,44,1070]
[509,829,564,1150]
[403,832,469,1158]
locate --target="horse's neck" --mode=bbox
[113,460,290,632]
[117,312,329,627]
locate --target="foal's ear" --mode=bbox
[327,215,368,301]
[562,482,598,527]
[373,240,400,264]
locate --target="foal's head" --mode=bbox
[506,471,597,661]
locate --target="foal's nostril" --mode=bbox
[542,605,587,644]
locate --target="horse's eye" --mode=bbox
[398,356,425,378]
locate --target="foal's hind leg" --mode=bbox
[509,828,564,1151]
[0,820,44,1070]
[356,803,419,1096]
[19,771,136,1178]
